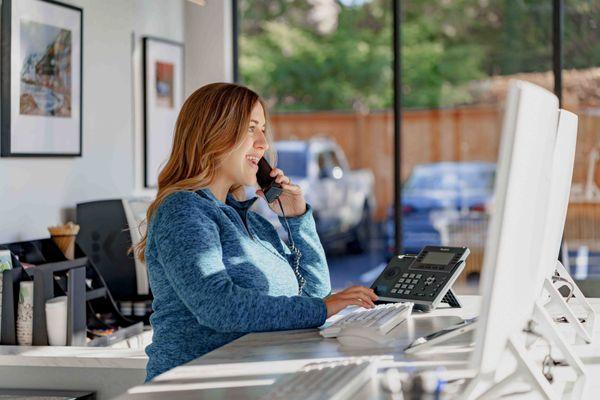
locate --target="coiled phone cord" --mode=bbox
[277,198,306,295]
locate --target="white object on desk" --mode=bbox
[542,261,596,345]
[337,325,397,348]
[531,108,596,345]
[404,317,477,354]
[380,367,403,396]
[319,302,413,339]
[260,357,377,400]
[45,296,68,346]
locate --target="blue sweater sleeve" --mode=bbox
[152,192,327,333]
[278,205,332,298]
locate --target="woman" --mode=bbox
[136,83,378,381]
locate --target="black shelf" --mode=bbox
[85,287,107,301]
[0,239,142,347]
[1,255,31,345]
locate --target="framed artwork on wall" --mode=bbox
[142,37,184,188]
[1,0,83,157]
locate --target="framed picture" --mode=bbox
[142,37,184,188]
[0,0,83,157]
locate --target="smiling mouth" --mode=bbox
[246,155,260,169]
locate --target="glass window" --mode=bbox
[240,0,393,290]
[561,0,600,295]
[401,0,552,291]
[405,165,495,191]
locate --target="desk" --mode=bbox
[0,330,150,400]
[116,296,600,399]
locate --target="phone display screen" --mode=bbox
[421,251,454,265]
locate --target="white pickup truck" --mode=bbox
[250,138,376,253]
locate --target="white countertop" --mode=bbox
[119,296,482,399]
[116,295,600,400]
[0,329,151,369]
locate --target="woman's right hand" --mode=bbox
[324,286,379,318]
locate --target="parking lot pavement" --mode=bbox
[326,223,388,291]
[328,250,388,291]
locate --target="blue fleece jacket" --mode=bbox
[144,188,331,381]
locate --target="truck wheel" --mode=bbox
[347,202,372,254]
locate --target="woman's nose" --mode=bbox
[255,130,269,150]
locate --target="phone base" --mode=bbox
[411,289,462,313]
[442,288,462,308]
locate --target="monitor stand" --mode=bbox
[461,301,586,400]
[542,260,596,344]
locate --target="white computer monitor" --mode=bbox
[533,110,578,291]
[465,81,560,398]
[532,110,595,345]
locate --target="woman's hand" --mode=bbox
[324,286,379,318]
[256,168,306,217]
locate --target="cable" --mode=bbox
[277,198,306,295]
[551,273,575,303]
[522,320,568,384]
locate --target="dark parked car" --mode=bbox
[386,161,496,255]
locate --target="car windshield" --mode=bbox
[275,150,308,177]
[405,166,495,191]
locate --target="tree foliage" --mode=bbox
[239,0,599,111]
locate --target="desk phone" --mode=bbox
[371,246,469,312]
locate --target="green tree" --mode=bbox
[239,0,599,111]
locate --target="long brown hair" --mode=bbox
[134,83,273,262]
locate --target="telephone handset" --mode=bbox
[256,157,283,203]
[255,157,305,294]
[371,246,470,312]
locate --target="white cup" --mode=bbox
[120,300,132,316]
[133,301,147,317]
[16,281,34,345]
[45,296,68,346]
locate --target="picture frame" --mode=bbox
[0,0,83,157]
[142,37,184,188]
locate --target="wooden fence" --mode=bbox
[270,106,600,220]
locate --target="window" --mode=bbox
[236,0,598,294]
[400,0,552,288]
[239,0,393,290]
[561,0,600,293]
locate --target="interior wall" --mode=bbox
[184,0,233,95]
[0,0,233,243]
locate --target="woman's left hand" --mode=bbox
[256,168,306,217]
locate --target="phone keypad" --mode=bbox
[386,271,453,298]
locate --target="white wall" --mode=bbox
[184,0,233,94]
[0,0,233,243]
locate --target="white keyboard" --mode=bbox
[260,358,376,400]
[320,302,413,338]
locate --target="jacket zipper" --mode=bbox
[236,211,253,239]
